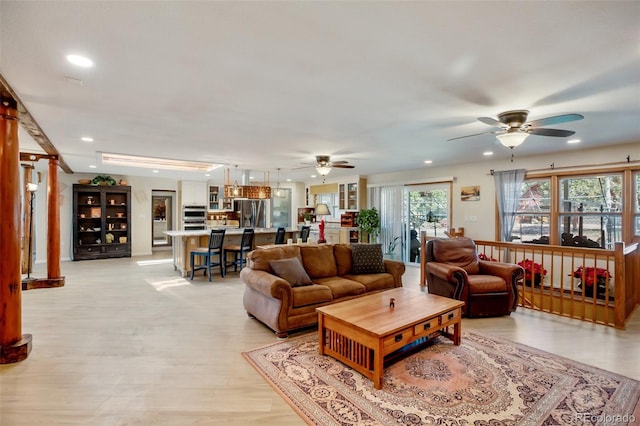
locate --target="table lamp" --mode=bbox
[315,203,331,243]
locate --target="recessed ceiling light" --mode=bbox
[81,137,94,142]
[152,170,159,173]
[204,174,210,177]
[311,174,317,178]
[286,178,292,182]
[568,139,581,144]
[89,165,97,169]
[66,54,94,68]
[483,151,494,156]
[424,160,433,164]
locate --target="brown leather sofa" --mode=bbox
[240,244,406,337]
[425,237,523,317]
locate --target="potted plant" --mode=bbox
[517,259,547,287]
[304,212,312,225]
[571,266,611,298]
[385,236,400,260]
[356,207,380,243]
[92,174,117,186]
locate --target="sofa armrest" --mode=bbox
[383,259,406,286]
[425,262,468,300]
[479,260,524,311]
[240,268,293,300]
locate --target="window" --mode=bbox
[559,174,622,249]
[511,179,550,243]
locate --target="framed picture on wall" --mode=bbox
[461,186,480,201]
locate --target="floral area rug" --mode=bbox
[243,331,640,425]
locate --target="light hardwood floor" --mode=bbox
[1,253,638,425]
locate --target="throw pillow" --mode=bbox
[269,257,313,287]
[350,243,385,274]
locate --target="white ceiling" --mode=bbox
[2,1,639,183]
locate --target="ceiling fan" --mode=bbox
[449,110,584,148]
[313,155,355,176]
[293,155,355,178]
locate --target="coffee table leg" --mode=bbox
[453,319,461,345]
[373,340,384,389]
[318,313,325,355]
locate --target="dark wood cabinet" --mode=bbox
[73,184,131,260]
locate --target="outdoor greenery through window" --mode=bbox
[511,179,550,243]
[509,173,628,248]
[404,183,450,264]
[559,174,622,248]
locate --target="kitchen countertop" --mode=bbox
[165,227,299,237]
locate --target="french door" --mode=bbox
[404,183,451,265]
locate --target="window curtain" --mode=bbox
[369,185,403,254]
[494,169,525,241]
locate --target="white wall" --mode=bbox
[31,141,639,261]
[33,172,178,262]
[366,141,640,241]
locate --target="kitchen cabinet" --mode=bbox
[338,178,367,211]
[73,184,131,260]
[178,180,207,206]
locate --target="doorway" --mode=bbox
[152,190,175,249]
[404,183,451,265]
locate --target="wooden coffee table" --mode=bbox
[316,287,464,389]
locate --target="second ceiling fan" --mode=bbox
[449,110,584,148]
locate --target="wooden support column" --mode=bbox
[0,97,32,364]
[21,163,35,274]
[47,157,61,280]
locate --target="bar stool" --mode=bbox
[274,227,286,244]
[190,229,226,281]
[224,228,255,272]
[300,225,311,243]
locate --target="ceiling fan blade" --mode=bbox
[478,116,502,127]
[527,128,575,137]
[527,113,584,127]
[332,164,355,169]
[331,161,349,165]
[447,130,499,141]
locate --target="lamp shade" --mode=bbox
[315,203,331,216]
[496,131,529,148]
[315,166,332,176]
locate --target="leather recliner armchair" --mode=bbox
[425,237,523,317]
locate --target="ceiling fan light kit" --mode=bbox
[496,131,529,148]
[315,165,332,176]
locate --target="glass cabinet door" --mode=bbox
[271,189,291,227]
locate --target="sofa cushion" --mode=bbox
[467,275,507,293]
[334,244,353,276]
[269,257,313,287]
[292,284,333,308]
[345,273,395,292]
[350,243,385,274]
[314,277,366,299]
[300,245,338,279]
[248,246,301,273]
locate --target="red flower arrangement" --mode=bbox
[517,259,547,285]
[478,253,497,261]
[571,266,611,287]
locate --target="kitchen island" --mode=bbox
[165,227,299,277]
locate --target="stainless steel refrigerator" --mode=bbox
[233,199,266,228]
